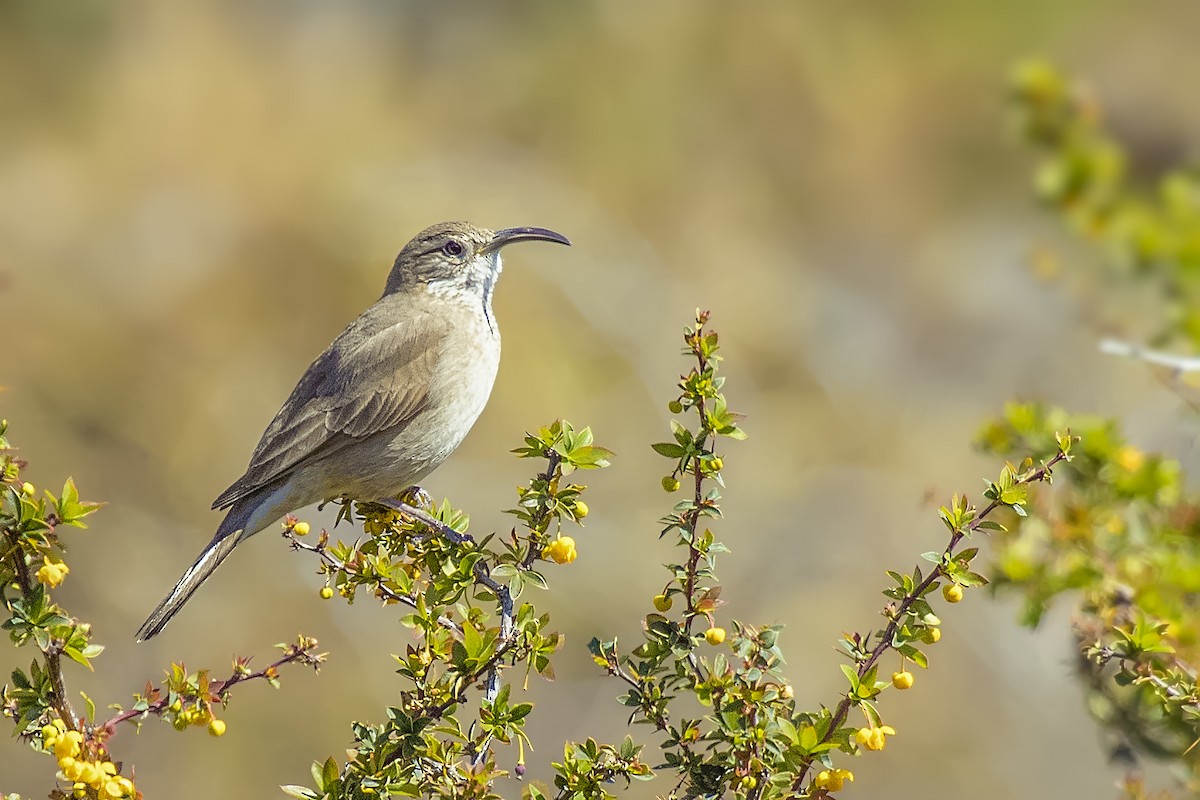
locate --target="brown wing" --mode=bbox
[212,303,447,510]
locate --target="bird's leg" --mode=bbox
[373,495,473,546]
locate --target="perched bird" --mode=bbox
[136,221,570,640]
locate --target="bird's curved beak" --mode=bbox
[481,226,571,254]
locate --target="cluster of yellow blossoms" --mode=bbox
[41,719,135,798]
[542,535,577,564]
[36,556,70,588]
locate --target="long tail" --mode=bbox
[135,529,242,641]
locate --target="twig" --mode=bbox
[98,639,325,736]
[3,528,79,729]
[792,450,1068,789]
[1100,338,1200,372]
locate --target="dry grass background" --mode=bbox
[6,2,1200,797]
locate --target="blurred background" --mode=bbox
[5,1,1200,797]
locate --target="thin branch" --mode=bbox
[1100,338,1200,372]
[793,450,1068,789]
[98,639,325,736]
[3,527,79,730]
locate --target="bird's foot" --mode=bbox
[396,485,434,511]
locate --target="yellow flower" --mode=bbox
[855,725,896,751]
[208,718,227,737]
[943,583,964,603]
[319,586,334,600]
[292,521,311,536]
[21,481,35,496]
[891,670,914,690]
[78,761,102,788]
[652,594,673,612]
[814,768,854,792]
[1116,445,1144,472]
[922,626,941,644]
[36,557,69,588]
[661,476,680,492]
[52,730,82,759]
[542,536,578,564]
[573,500,589,519]
[704,626,726,645]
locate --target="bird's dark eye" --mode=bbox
[442,240,466,257]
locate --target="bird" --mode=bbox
[135,221,570,640]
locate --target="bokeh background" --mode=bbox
[6,2,1200,797]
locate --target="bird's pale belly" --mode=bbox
[306,340,499,503]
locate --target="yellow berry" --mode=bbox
[208,718,227,737]
[662,476,680,492]
[943,583,964,603]
[573,500,589,519]
[891,670,914,690]
[709,457,723,471]
[292,521,311,536]
[319,586,334,600]
[652,594,673,612]
[704,626,726,645]
[922,626,942,644]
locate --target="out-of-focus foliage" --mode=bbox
[972,61,1200,799]
[1012,59,1200,348]
[980,402,1200,796]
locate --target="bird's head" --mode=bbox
[383,222,570,307]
